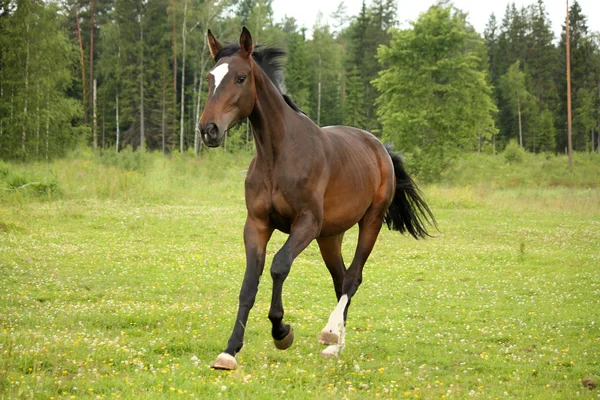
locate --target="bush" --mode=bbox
[0,161,10,179]
[503,140,525,164]
[96,147,151,171]
[1,169,61,200]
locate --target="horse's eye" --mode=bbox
[236,75,247,84]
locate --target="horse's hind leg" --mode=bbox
[317,234,346,301]
[319,208,385,357]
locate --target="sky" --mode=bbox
[271,0,600,39]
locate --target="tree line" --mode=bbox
[0,0,598,177]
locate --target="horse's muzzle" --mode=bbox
[201,122,222,147]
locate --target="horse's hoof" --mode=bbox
[321,345,341,358]
[318,330,339,345]
[211,353,237,370]
[274,326,294,350]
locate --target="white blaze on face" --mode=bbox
[210,63,229,94]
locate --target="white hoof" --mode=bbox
[321,344,342,358]
[211,352,237,370]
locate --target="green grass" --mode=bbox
[0,151,599,398]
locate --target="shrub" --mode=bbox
[503,140,525,164]
[97,147,151,171]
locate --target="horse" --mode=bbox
[198,27,436,370]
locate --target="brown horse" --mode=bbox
[199,27,435,370]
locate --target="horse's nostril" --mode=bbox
[207,123,219,139]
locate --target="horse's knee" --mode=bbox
[270,266,290,282]
[271,248,292,282]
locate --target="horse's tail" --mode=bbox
[383,144,437,239]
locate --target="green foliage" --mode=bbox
[306,21,344,126]
[0,164,60,201]
[283,22,312,115]
[344,66,365,128]
[374,5,497,181]
[0,0,82,161]
[96,147,151,171]
[1,0,599,166]
[536,108,556,152]
[503,139,526,164]
[556,1,599,151]
[499,61,538,149]
[223,121,254,154]
[445,151,600,188]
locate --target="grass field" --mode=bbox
[1,150,599,398]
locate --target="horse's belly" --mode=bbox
[268,209,292,234]
[319,200,370,237]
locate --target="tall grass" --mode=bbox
[443,151,600,189]
[0,148,253,205]
[1,149,598,206]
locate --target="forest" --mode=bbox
[0,0,598,179]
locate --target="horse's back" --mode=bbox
[320,125,392,176]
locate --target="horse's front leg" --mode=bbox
[212,217,273,370]
[269,211,320,349]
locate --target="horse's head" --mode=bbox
[199,27,256,148]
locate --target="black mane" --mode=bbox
[214,44,303,114]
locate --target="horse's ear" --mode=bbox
[207,29,222,60]
[239,26,253,58]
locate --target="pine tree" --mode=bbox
[499,61,538,150]
[284,23,311,115]
[344,66,365,128]
[308,17,344,126]
[558,0,596,151]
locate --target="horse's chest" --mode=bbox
[267,190,294,233]
[246,172,304,234]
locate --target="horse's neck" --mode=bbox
[248,67,297,169]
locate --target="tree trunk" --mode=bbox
[597,79,600,154]
[116,45,120,153]
[317,54,322,126]
[22,20,30,152]
[517,96,523,147]
[139,14,145,151]
[102,109,105,149]
[89,0,95,125]
[172,0,177,140]
[93,79,97,149]
[73,0,86,123]
[192,70,198,151]
[179,0,188,153]
[115,91,120,153]
[566,0,573,170]
[194,34,207,155]
[45,90,49,162]
[36,83,40,155]
[0,81,3,150]
[10,89,14,122]
[162,86,166,153]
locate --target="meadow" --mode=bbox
[1,149,599,399]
